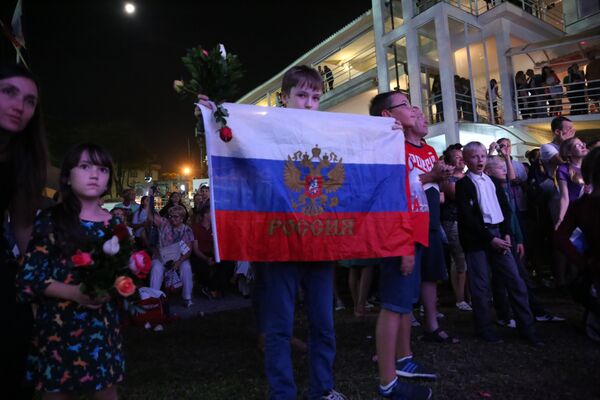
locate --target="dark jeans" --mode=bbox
[190,254,234,293]
[255,262,336,400]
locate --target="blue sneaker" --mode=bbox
[320,389,347,399]
[395,356,437,380]
[379,379,432,400]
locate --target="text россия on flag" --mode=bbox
[201,103,414,262]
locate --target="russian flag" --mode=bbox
[201,103,414,262]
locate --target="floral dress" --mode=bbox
[16,211,124,393]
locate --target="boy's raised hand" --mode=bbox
[197,94,214,110]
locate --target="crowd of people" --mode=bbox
[2,60,599,400]
[515,62,600,119]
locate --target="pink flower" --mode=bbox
[71,251,93,267]
[114,276,136,297]
[129,250,152,279]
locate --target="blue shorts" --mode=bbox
[379,245,423,314]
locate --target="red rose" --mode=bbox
[219,126,233,142]
[129,250,152,279]
[71,251,93,267]
[114,276,136,297]
[113,224,130,241]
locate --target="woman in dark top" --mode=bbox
[0,63,48,399]
[159,191,189,223]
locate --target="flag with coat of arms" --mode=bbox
[200,103,415,262]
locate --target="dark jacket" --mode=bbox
[455,174,512,252]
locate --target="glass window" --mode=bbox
[579,0,600,17]
[388,36,409,92]
[449,18,475,123]
[384,0,404,33]
[417,21,441,124]
[254,95,268,107]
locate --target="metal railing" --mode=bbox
[414,0,564,31]
[422,91,503,125]
[513,78,600,119]
[317,44,377,94]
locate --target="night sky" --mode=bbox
[0,0,372,172]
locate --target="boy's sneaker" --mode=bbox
[395,356,437,380]
[455,301,472,311]
[335,299,346,311]
[410,313,421,327]
[497,318,516,329]
[320,389,347,400]
[379,378,432,400]
[479,330,503,344]
[535,314,565,322]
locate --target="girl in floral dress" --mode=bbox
[17,143,124,400]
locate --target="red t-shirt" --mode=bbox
[405,141,436,246]
[191,223,214,257]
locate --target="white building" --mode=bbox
[239,0,600,157]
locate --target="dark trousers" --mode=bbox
[492,243,546,320]
[191,254,234,293]
[465,227,534,336]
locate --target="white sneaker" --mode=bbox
[335,299,346,311]
[456,301,472,311]
[497,319,516,329]
[410,312,421,327]
[153,324,164,332]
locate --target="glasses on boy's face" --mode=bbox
[387,101,411,110]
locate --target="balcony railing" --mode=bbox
[514,78,600,120]
[414,0,564,31]
[318,44,377,94]
[422,90,504,125]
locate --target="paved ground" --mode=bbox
[168,292,252,319]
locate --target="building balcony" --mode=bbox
[415,0,564,31]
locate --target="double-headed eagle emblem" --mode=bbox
[284,145,345,216]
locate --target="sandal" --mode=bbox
[422,328,460,344]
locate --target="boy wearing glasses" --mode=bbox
[369,91,434,400]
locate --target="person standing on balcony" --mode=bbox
[323,65,334,91]
[515,71,529,119]
[564,63,587,115]
[486,79,501,124]
[318,66,327,93]
[526,69,543,118]
[586,53,600,112]
[431,75,443,122]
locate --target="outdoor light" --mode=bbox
[182,166,191,175]
[124,2,136,14]
[180,184,186,191]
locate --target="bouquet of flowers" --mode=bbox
[70,222,152,301]
[173,44,243,142]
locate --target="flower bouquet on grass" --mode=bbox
[173,44,243,142]
[71,222,152,312]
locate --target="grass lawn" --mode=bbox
[120,287,599,399]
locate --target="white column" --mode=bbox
[406,26,421,108]
[495,19,515,123]
[434,12,459,144]
[372,0,390,93]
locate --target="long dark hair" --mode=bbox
[0,63,48,221]
[52,143,114,251]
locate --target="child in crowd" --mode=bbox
[369,91,435,400]
[456,142,542,346]
[199,65,346,400]
[16,143,124,399]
